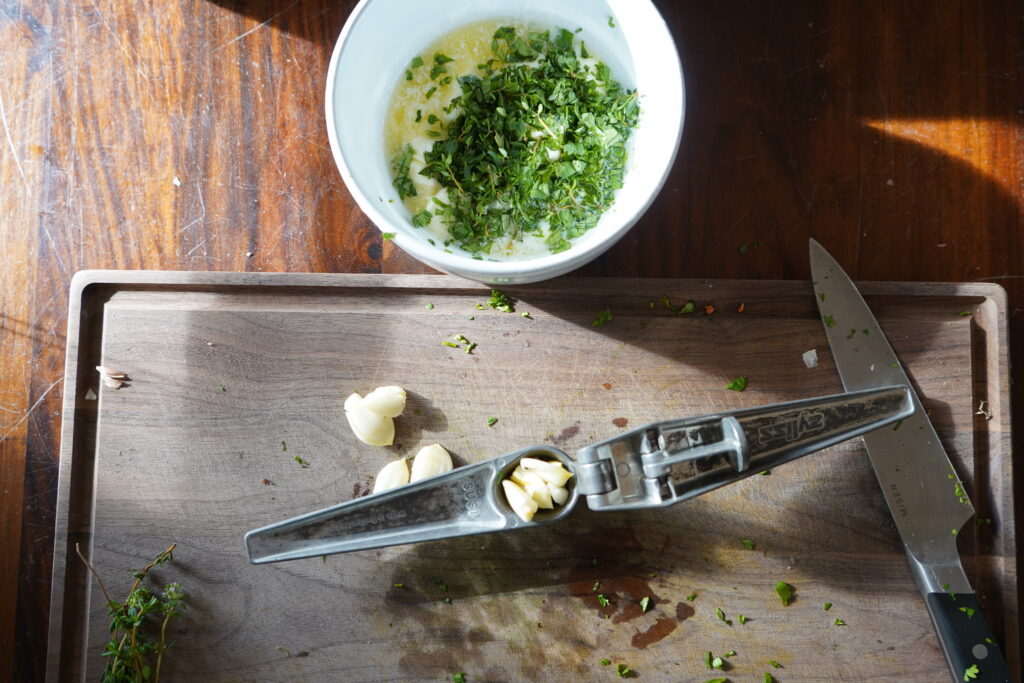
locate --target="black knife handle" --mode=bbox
[925,592,1011,682]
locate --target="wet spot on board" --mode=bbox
[675,602,695,621]
[602,382,612,390]
[612,417,628,428]
[549,424,580,446]
[632,616,678,649]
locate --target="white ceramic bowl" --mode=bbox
[326,0,684,284]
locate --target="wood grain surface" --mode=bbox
[1,0,1022,680]
[47,273,1015,681]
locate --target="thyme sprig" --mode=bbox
[77,543,185,682]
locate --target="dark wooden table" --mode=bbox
[2,1,1021,679]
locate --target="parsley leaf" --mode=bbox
[740,538,755,550]
[686,592,698,601]
[592,309,613,327]
[963,664,979,681]
[382,232,396,241]
[833,618,846,626]
[823,602,832,611]
[737,614,748,625]
[616,663,631,678]
[599,659,611,666]
[488,289,515,312]
[597,594,610,607]
[774,581,794,606]
[487,417,498,427]
[768,660,782,668]
[640,596,651,613]
[726,376,747,392]
[765,673,776,683]
[390,143,417,199]
[452,673,466,683]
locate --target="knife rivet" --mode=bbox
[972,644,989,659]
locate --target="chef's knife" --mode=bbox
[810,239,1010,683]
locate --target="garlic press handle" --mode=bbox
[245,445,576,563]
[574,385,914,511]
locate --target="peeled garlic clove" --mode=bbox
[372,458,410,493]
[509,468,553,509]
[344,393,395,446]
[548,483,569,506]
[362,385,407,418]
[410,443,453,482]
[501,480,538,522]
[520,458,573,486]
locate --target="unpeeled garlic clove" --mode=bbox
[372,458,410,493]
[501,479,539,522]
[410,443,453,482]
[344,393,395,446]
[362,385,407,418]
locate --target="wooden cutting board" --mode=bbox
[46,271,1016,682]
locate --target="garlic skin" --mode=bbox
[344,393,395,446]
[372,458,410,493]
[410,443,453,482]
[361,386,407,418]
[501,479,539,522]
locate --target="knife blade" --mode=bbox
[809,238,1010,683]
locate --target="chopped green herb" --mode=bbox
[959,311,972,317]
[616,663,631,677]
[716,607,729,624]
[293,456,309,468]
[711,656,724,669]
[823,602,832,611]
[768,660,782,668]
[600,658,612,666]
[640,596,651,613]
[774,581,794,606]
[592,580,600,591]
[846,328,856,339]
[737,614,748,624]
[597,594,610,607]
[963,664,979,680]
[706,679,727,683]
[393,583,404,588]
[425,86,436,99]
[985,637,994,644]
[662,295,697,314]
[833,618,846,626]
[520,311,531,318]
[411,209,432,227]
[704,651,713,669]
[818,292,826,301]
[724,650,736,657]
[425,303,434,310]
[686,592,698,601]
[760,470,771,475]
[726,376,747,392]
[415,109,422,123]
[444,597,453,604]
[959,606,976,618]
[823,314,836,327]
[765,673,776,683]
[219,385,226,392]
[465,342,477,354]
[893,419,904,431]
[740,538,755,550]
[280,440,287,451]
[427,113,440,125]
[404,26,639,256]
[452,673,466,683]
[410,55,424,69]
[390,143,417,199]
[592,309,614,327]
[382,232,396,241]
[487,416,498,427]
[608,16,616,27]
[488,289,515,313]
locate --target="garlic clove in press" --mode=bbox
[501,479,539,522]
[361,385,407,418]
[519,457,574,486]
[409,443,453,482]
[372,458,410,493]
[547,482,570,506]
[344,392,395,446]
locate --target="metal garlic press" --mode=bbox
[245,386,912,564]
